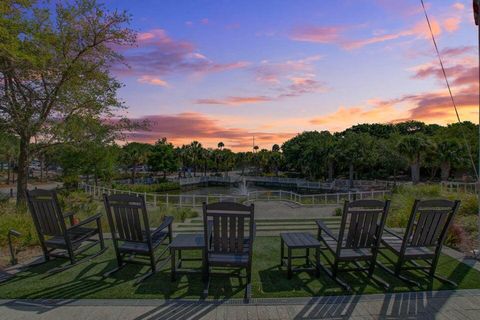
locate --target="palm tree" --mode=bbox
[270,145,282,176]
[436,140,464,181]
[397,134,431,184]
[122,143,151,183]
[336,132,372,188]
[189,141,203,177]
[199,148,211,176]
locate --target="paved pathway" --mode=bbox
[234,200,340,219]
[2,289,480,319]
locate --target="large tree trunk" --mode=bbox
[410,161,420,184]
[131,165,137,184]
[16,137,30,205]
[40,156,44,182]
[328,161,334,182]
[348,163,354,189]
[440,162,451,181]
[7,160,11,184]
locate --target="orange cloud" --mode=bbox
[122,112,296,151]
[444,17,461,32]
[137,75,169,87]
[195,96,272,106]
[290,15,446,50]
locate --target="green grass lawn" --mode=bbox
[0,236,479,300]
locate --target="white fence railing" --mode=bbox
[175,175,410,190]
[441,181,479,194]
[81,183,391,208]
[176,175,354,190]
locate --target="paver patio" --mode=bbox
[2,289,480,319]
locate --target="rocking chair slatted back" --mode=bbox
[203,202,253,254]
[405,199,460,248]
[26,189,65,237]
[103,194,151,243]
[339,200,390,250]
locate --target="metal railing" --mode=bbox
[81,183,391,208]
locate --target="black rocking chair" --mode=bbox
[103,194,173,282]
[202,201,256,301]
[379,199,461,287]
[26,189,106,273]
[316,199,391,291]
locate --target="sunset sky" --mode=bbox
[108,0,479,151]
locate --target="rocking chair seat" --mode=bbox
[382,235,434,258]
[118,231,169,254]
[44,227,98,249]
[322,233,374,259]
[208,252,250,266]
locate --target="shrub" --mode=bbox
[146,206,198,224]
[445,223,470,250]
[334,207,342,216]
[387,184,442,228]
[0,201,38,248]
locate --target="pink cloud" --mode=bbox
[195,96,272,105]
[137,75,169,87]
[444,17,461,32]
[252,55,322,83]
[195,76,326,106]
[290,16,444,50]
[113,28,249,79]
[453,3,465,11]
[289,26,342,43]
[121,112,295,150]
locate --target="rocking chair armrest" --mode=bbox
[316,220,338,241]
[251,222,256,242]
[383,227,403,240]
[152,216,174,235]
[67,213,102,231]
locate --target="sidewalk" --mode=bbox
[2,289,480,319]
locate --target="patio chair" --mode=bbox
[379,199,461,287]
[316,199,391,291]
[26,189,106,273]
[202,202,255,301]
[103,194,173,282]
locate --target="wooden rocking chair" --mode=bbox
[26,189,106,273]
[379,199,461,287]
[316,199,391,291]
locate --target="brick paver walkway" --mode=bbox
[2,289,480,319]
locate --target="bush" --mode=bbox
[57,190,100,217]
[0,201,38,248]
[445,223,469,250]
[387,184,478,251]
[334,207,342,216]
[146,206,198,224]
[387,184,443,228]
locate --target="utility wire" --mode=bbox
[420,0,478,179]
